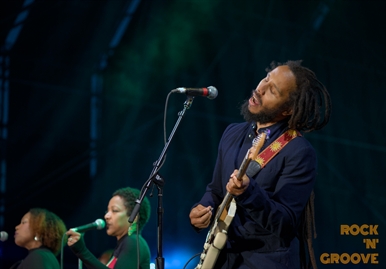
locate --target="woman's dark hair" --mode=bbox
[112,187,151,233]
[267,60,332,132]
[29,208,67,256]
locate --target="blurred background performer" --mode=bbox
[10,208,67,269]
[66,186,151,269]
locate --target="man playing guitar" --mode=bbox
[189,60,331,269]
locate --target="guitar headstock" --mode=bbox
[252,129,269,146]
[250,129,270,159]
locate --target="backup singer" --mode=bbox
[67,187,151,269]
[10,208,67,269]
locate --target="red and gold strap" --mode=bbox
[254,129,301,168]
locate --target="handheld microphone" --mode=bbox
[172,86,218,100]
[0,231,8,242]
[70,219,105,233]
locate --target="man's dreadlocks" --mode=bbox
[267,60,332,268]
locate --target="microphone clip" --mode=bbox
[151,173,165,187]
[183,96,194,109]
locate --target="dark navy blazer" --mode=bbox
[196,120,316,268]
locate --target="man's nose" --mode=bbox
[256,87,265,95]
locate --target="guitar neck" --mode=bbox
[213,192,232,221]
[237,132,267,180]
[236,157,251,181]
[213,152,252,223]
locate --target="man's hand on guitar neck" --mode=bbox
[189,204,213,229]
[226,169,249,196]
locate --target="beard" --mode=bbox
[240,99,286,124]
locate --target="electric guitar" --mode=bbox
[195,131,267,269]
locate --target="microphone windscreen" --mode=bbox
[0,231,8,242]
[95,219,105,230]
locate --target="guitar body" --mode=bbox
[196,198,236,269]
[195,132,267,269]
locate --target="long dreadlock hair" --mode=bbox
[266,60,332,132]
[266,60,332,269]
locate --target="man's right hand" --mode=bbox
[189,204,213,229]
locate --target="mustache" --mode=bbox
[251,89,262,105]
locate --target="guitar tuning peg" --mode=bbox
[264,129,270,140]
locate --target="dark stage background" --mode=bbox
[0,0,385,268]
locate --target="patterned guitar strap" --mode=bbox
[247,129,301,177]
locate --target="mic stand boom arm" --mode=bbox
[128,96,195,269]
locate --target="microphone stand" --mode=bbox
[78,233,84,269]
[128,96,195,269]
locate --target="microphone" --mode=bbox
[172,86,218,100]
[70,219,105,233]
[0,231,8,242]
